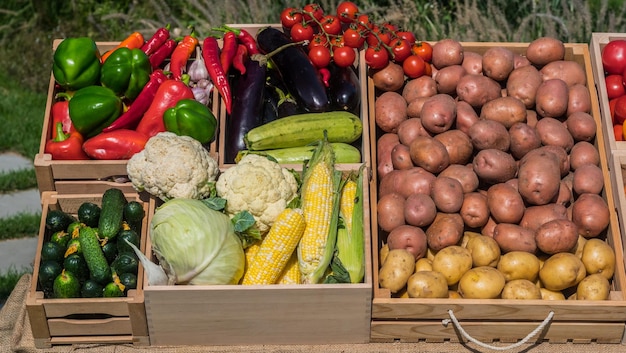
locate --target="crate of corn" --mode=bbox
[138,137,373,346]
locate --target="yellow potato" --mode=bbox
[415,257,433,272]
[539,252,586,291]
[448,290,463,299]
[380,243,390,266]
[497,251,541,282]
[458,266,506,299]
[576,274,611,300]
[407,271,449,298]
[501,279,542,299]
[431,245,473,286]
[466,234,501,267]
[572,235,587,259]
[540,287,566,300]
[379,249,416,293]
[581,238,616,280]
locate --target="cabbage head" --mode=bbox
[150,198,245,285]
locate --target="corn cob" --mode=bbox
[242,240,261,281]
[276,252,301,284]
[242,208,305,285]
[297,138,343,284]
[336,167,365,283]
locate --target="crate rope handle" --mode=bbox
[442,310,555,351]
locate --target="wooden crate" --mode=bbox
[590,33,626,153]
[26,191,154,348]
[609,150,626,267]
[368,42,626,344]
[36,40,218,194]
[142,165,373,346]
[217,24,371,172]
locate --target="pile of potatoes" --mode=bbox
[372,37,617,300]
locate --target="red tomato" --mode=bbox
[602,40,626,75]
[329,35,345,48]
[303,3,324,22]
[343,27,365,49]
[333,46,356,67]
[613,95,626,125]
[321,15,342,35]
[309,45,331,68]
[606,74,626,100]
[356,14,372,32]
[290,22,315,42]
[610,97,618,122]
[280,7,303,29]
[336,1,359,23]
[396,31,416,45]
[308,34,329,50]
[403,54,426,78]
[614,123,624,141]
[412,41,433,63]
[390,38,412,63]
[365,46,389,69]
[366,25,391,47]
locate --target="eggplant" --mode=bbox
[224,57,267,164]
[328,63,361,114]
[256,27,329,112]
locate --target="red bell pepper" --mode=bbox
[203,36,232,114]
[44,122,89,160]
[82,129,149,160]
[134,79,195,138]
[50,94,75,139]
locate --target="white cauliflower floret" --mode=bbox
[216,154,298,233]
[127,132,219,201]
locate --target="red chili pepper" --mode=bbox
[170,30,199,81]
[102,70,169,132]
[203,36,232,115]
[50,94,75,139]
[213,25,260,55]
[82,129,149,160]
[149,39,176,70]
[220,31,238,74]
[44,123,89,160]
[135,79,195,138]
[141,24,171,56]
[319,67,331,88]
[232,44,248,75]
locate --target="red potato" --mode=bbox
[538,145,570,177]
[481,46,515,81]
[493,223,538,253]
[404,193,438,228]
[419,94,457,134]
[371,61,406,92]
[517,149,562,205]
[406,97,430,119]
[481,216,498,238]
[377,133,400,180]
[462,51,484,75]
[525,37,565,66]
[514,54,531,68]
[572,163,604,195]
[426,212,465,251]
[409,135,450,174]
[535,117,575,153]
[375,91,408,133]
[535,79,569,118]
[391,143,414,170]
[430,176,464,213]
[567,83,592,115]
[434,65,466,95]
[569,141,600,171]
[508,122,542,160]
[432,38,464,69]
[433,129,474,165]
[472,148,518,185]
[565,112,597,143]
[439,164,479,193]
[387,224,428,260]
[403,75,438,104]
[468,119,510,152]
[487,183,525,224]
[535,219,579,255]
[480,96,527,129]
[378,169,405,197]
[397,167,437,199]
[456,74,502,109]
[506,65,543,108]
[460,192,490,228]
[455,100,480,135]
[556,180,574,207]
[377,192,406,232]
[397,118,432,145]
[519,203,568,231]
[526,109,538,128]
[571,193,610,238]
[540,60,587,87]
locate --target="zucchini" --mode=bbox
[98,188,128,240]
[244,111,362,151]
[236,142,361,164]
[79,226,111,285]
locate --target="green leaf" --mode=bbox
[201,197,226,211]
[323,252,351,284]
[231,210,255,232]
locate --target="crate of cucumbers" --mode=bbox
[26,189,153,348]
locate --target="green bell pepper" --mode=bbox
[52,37,101,91]
[68,86,123,138]
[163,99,217,144]
[100,47,152,101]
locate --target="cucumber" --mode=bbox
[236,142,361,164]
[53,269,81,298]
[98,188,128,240]
[244,111,363,151]
[79,226,112,285]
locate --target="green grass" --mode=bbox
[0,169,38,192]
[0,213,42,241]
[0,266,32,305]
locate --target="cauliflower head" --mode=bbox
[127,132,219,201]
[216,154,298,233]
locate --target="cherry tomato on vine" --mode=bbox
[309,33,329,50]
[382,23,398,33]
[321,15,342,35]
[403,54,427,78]
[329,35,345,48]
[365,46,389,69]
[309,45,331,68]
[290,22,315,42]
[396,31,416,44]
[343,27,365,49]
[390,38,412,63]
[303,3,324,22]
[280,7,303,29]
[366,25,391,47]
[333,46,356,68]
[336,1,359,23]
[412,41,433,63]
[356,14,372,31]
[606,74,626,100]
